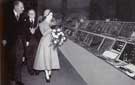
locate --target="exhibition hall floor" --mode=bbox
[17,40,135,85]
[21,50,87,85]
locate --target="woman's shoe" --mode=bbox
[46,78,50,83]
[29,70,35,76]
[34,70,40,75]
[45,70,50,83]
[48,70,52,77]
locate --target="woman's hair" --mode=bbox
[40,9,52,22]
[43,9,51,16]
[41,16,47,22]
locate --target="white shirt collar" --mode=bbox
[13,10,18,17]
[30,18,35,22]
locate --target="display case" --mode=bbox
[119,43,135,65]
[67,19,135,79]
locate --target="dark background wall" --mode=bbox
[89,0,116,20]
[67,0,90,9]
[116,0,132,21]
[37,0,90,10]
[67,0,90,17]
[0,0,6,84]
[37,0,61,14]
[37,0,90,16]
[38,0,135,21]
[2,0,135,21]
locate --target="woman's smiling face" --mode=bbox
[46,12,53,22]
[43,9,50,16]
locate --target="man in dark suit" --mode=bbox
[25,9,41,75]
[2,0,25,85]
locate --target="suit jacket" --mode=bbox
[25,17,42,43]
[3,10,26,47]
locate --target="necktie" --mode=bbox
[32,20,34,25]
[16,15,19,21]
[31,19,34,28]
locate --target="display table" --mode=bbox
[60,39,135,85]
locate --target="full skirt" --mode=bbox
[33,34,60,70]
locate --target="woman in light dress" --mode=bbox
[33,9,60,82]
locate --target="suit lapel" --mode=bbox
[29,18,37,28]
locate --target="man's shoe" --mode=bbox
[16,81,24,85]
[34,70,40,75]
[28,70,35,75]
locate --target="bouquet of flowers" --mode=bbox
[51,27,67,49]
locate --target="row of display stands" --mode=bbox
[63,19,135,79]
